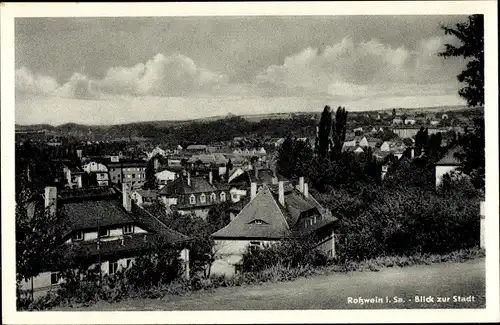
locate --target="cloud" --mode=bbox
[16,53,229,99]
[97,53,229,96]
[16,67,97,99]
[255,36,462,98]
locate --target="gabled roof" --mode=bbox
[133,189,158,198]
[213,183,337,240]
[212,185,291,239]
[159,175,224,196]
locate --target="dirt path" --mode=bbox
[57,258,485,310]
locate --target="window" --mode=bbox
[304,221,308,228]
[249,241,261,253]
[210,193,216,202]
[109,260,119,275]
[73,231,83,241]
[189,194,196,204]
[310,219,313,226]
[50,272,60,285]
[99,228,110,238]
[132,173,136,178]
[220,192,226,202]
[250,219,266,225]
[126,259,133,268]
[313,216,317,224]
[200,193,206,203]
[123,225,134,234]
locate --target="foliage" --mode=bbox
[317,105,333,158]
[454,117,485,191]
[143,157,158,190]
[331,106,348,155]
[439,14,484,107]
[240,238,328,273]
[277,136,314,179]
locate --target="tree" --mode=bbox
[143,158,157,190]
[392,108,396,118]
[439,15,484,107]
[276,136,294,178]
[317,106,333,158]
[454,117,485,190]
[331,106,348,155]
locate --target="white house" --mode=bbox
[211,180,337,276]
[155,169,178,189]
[82,161,109,187]
[435,146,462,188]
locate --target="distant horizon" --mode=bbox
[14,103,475,128]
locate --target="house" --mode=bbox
[62,163,84,189]
[380,141,391,152]
[82,161,109,187]
[404,116,417,125]
[371,127,378,133]
[131,189,158,205]
[425,113,436,120]
[186,144,208,153]
[106,158,147,190]
[442,114,449,120]
[353,127,364,133]
[430,120,441,126]
[18,185,189,299]
[158,171,231,219]
[435,146,462,187]
[354,147,364,154]
[147,146,167,160]
[211,179,337,276]
[392,117,404,125]
[155,169,178,189]
[358,137,369,148]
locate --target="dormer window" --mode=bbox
[72,231,83,242]
[210,193,217,202]
[189,194,196,204]
[220,192,226,202]
[200,193,206,203]
[249,219,267,225]
[123,225,134,235]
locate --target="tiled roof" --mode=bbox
[134,189,158,198]
[436,146,463,166]
[212,185,291,239]
[212,183,337,239]
[158,175,223,196]
[61,199,137,235]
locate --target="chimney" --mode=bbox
[298,177,305,193]
[209,170,213,185]
[303,183,309,198]
[187,171,191,186]
[278,181,285,206]
[76,149,82,159]
[251,182,257,200]
[44,186,57,216]
[410,147,415,159]
[153,158,160,171]
[122,182,132,212]
[76,175,83,189]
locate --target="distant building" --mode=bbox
[392,118,404,125]
[155,169,178,189]
[158,171,230,219]
[430,120,441,126]
[441,114,449,120]
[106,158,147,190]
[82,161,109,187]
[62,163,84,189]
[186,144,208,153]
[404,117,417,125]
[131,189,158,206]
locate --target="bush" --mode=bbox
[241,238,328,273]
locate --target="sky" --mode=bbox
[15,15,469,125]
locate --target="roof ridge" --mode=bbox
[263,184,291,231]
[134,203,189,241]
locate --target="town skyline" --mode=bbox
[15,15,469,125]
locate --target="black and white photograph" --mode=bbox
[1,1,499,324]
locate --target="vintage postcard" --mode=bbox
[1,1,499,324]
